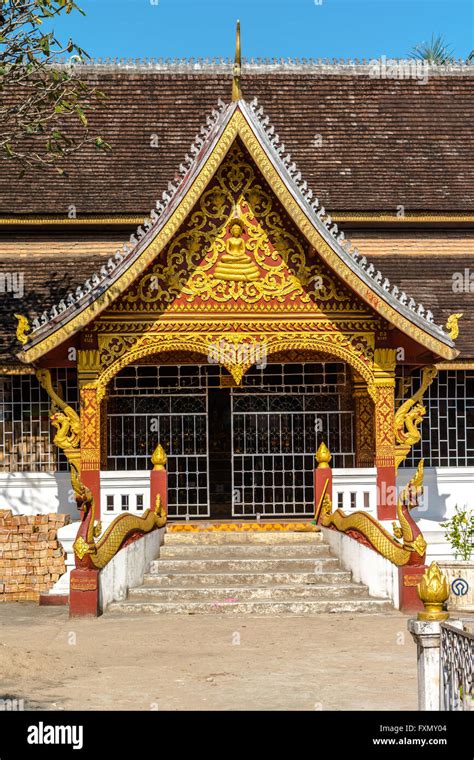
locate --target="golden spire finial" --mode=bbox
[151,443,167,471]
[316,442,332,469]
[232,20,242,102]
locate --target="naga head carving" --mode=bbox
[409,402,426,426]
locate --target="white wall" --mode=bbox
[1,466,472,562]
[99,527,165,612]
[0,472,75,517]
[0,470,153,520]
[397,466,474,561]
[398,466,474,524]
[322,526,400,607]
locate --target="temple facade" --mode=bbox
[0,56,473,588]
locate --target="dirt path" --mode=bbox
[0,604,417,711]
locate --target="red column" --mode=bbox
[314,442,333,524]
[150,444,168,516]
[70,382,105,617]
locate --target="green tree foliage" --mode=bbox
[441,506,474,561]
[0,0,110,174]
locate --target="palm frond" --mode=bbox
[409,34,454,63]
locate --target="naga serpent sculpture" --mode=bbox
[72,468,167,570]
[36,369,81,452]
[320,460,427,566]
[394,366,437,469]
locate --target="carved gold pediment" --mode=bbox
[108,143,367,316]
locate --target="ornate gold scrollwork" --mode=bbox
[95,330,376,392]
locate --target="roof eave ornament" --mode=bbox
[445,312,462,341]
[232,20,242,102]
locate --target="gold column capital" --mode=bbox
[374,348,397,373]
[373,348,397,388]
[78,349,102,388]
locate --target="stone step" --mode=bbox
[158,543,331,558]
[150,557,340,574]
[128,583,369,601]
[164,530,322,545]
[143,569,353,587]
[108,598,393,615]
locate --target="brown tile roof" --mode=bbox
[0,253,102,366]
[1,66,473,215]
[369,253,474,360]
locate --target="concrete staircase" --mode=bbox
[108,529,393,615]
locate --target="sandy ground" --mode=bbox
[0,604,420,711]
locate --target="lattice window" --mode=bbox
[231,362,354,517]
[110,364,220,395]
[399,370,474,467]
[108,366,211,517]
[0,370,77,472]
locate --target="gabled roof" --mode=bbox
[18,96,458,363]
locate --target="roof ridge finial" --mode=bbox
[232,20,242,101]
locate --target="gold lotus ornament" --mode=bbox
[151,443,167,471]
[417,562,450,621]
[315,442,332,469]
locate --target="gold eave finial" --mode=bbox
[445,313,463,341]
[14,314,30,346]
[232,19,242,102]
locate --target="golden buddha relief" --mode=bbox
[213,212,260,283]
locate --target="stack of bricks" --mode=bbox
[0,510,70,602]
[0,436,56,472]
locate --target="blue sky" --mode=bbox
[50,0,473,60]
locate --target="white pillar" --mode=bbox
[408,619,463,711]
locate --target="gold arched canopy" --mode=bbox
[93,332,376,399]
